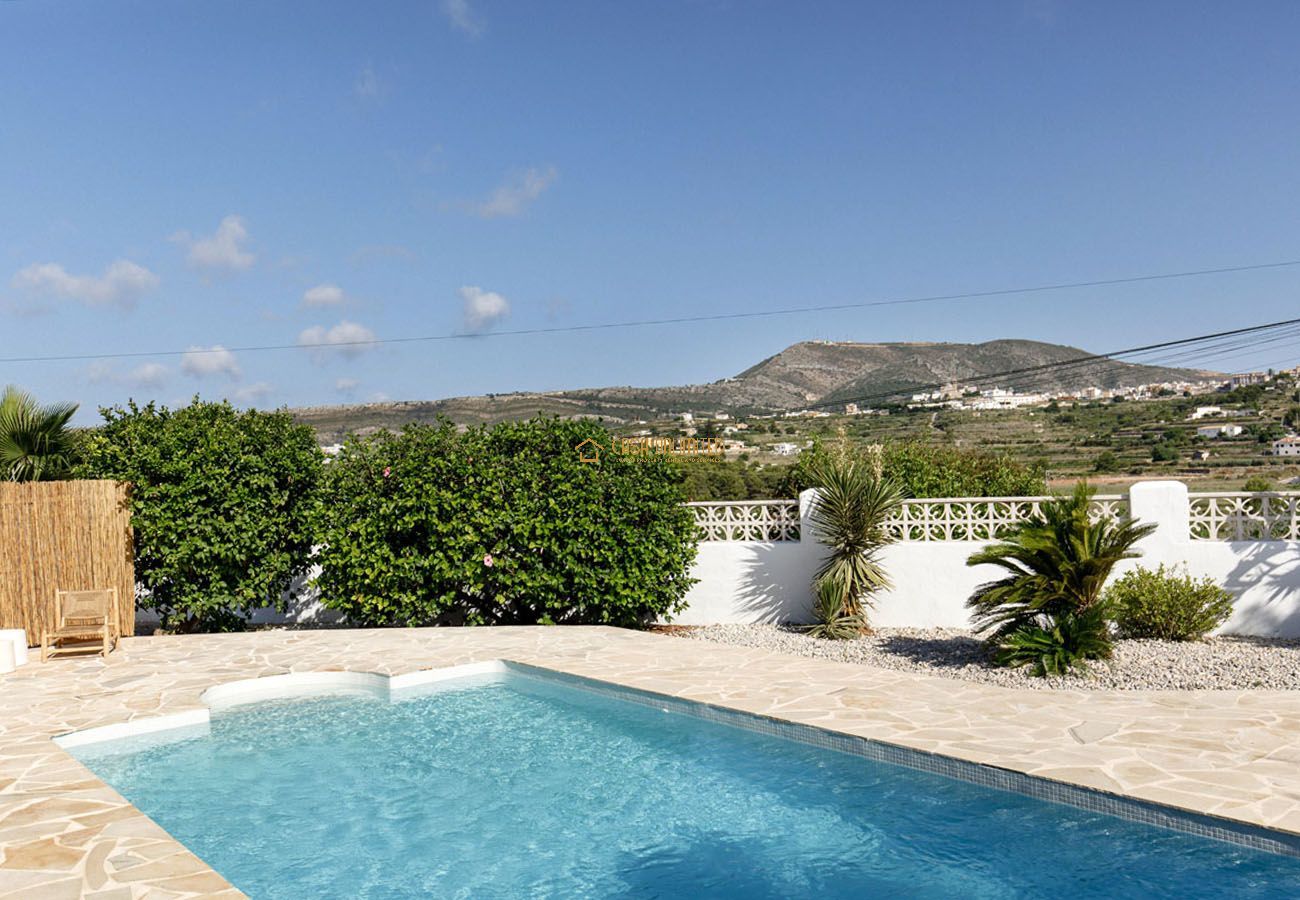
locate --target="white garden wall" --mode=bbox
[678,481,1300,638]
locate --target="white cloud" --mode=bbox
[298,320,378,361]
[335,377,360,395]
[12,259,159,309]
[459,285,510,333]
[181,345,242,379]
[173,215,255,272]
[441,0,483,35]
[472,166,557,219]
[353,65,384,100]
[233,382,274,404]
[86,361,170,390]
[302,283,346,307]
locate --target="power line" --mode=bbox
[805,316,1300,411]
[3,258,1300,365]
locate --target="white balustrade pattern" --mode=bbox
[1188,492,1300,541]
[882,495,1127,542]
[689,495,1127,542]
[688,501,801,542]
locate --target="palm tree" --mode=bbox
[807,454,903,626]
[0,386,80,481]
[965,482,1154,643]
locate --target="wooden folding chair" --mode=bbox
[41,588,119,661]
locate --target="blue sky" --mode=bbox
[2,0,1299,422]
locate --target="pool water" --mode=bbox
[73,670,1300,899]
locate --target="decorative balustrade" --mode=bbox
[1189,492,1300,541]
[688,495,1128,542]
[882,495,1127,542]
[688,500,801,542]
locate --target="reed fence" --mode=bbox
[0,480,135,642]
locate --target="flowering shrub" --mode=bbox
[313,418,698,627]
[79,399,324,631]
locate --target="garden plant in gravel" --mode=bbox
[965,484,1155,676]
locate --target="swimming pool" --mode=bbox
[70,667,1300,899]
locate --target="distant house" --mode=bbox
[1197,424,1243,439]
[1230,372,1268,389]
[1273,436,1300,458]
[770,442,801,456]
[1191,449,1212,461]
[1187,406,1222,421]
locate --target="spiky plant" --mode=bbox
[965,482,1153,651]
[992,604,1114,677]
[807,453,903,630]
[805,577,866,640]
[0,385,80,482]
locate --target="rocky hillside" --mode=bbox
[292,339,1216,441]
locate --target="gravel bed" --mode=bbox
[673,624,1300,691]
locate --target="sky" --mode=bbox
[2,0,1299,423]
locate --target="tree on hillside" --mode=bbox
[0,385,80,482]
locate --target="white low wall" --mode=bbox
[678,481,1300,638]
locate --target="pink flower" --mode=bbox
[483,553,494,567]
[382,467,392,478]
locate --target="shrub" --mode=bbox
[1092,451,1119,473]
[1108,565,1234,641]
[313,418,698,627]
[79,399,323,631]
[992,604,1113,677]
[1243,475,1274,493]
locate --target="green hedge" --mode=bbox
[79,399,324,631]
[312,418,698,627]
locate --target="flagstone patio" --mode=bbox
[3,625,1300,898]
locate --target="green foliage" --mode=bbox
[965,483,1155,643]
[0,386,80,482]
[1150,442,1179,462]
[79,399,323,631]
[675,457,786,501]
[786,439,1046,499]
[1092,451,1119,473]
[992,604,1114,676]
[807,450,902,624]
[313,418,698,628]
[1108,565,1234,641]
[1243,475,1274,492]
[804,579,866,640]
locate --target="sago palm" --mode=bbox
[0,385,80,481]
[808,454,903,623]
[965,482,1154,642]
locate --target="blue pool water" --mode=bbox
[73,670,1300,899]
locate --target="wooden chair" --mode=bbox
[41,588,118,661]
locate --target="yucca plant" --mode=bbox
[966,482,1153,640]
[0,385,80,482]
[805,452,903,635]
[992,604,1114,676]
[805,578,866,640]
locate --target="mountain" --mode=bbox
[291,339,1218,441]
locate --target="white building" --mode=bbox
[770,442,801,456]
[1188,406,1222,421]
[1273,437,1300,457]
[1197,424,1244,439]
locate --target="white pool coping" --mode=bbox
[53,660,509,749]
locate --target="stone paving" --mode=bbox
[3,625,1300,898]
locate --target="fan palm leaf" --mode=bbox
[0,386,80,482]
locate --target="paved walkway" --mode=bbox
[3,626,1300,898]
